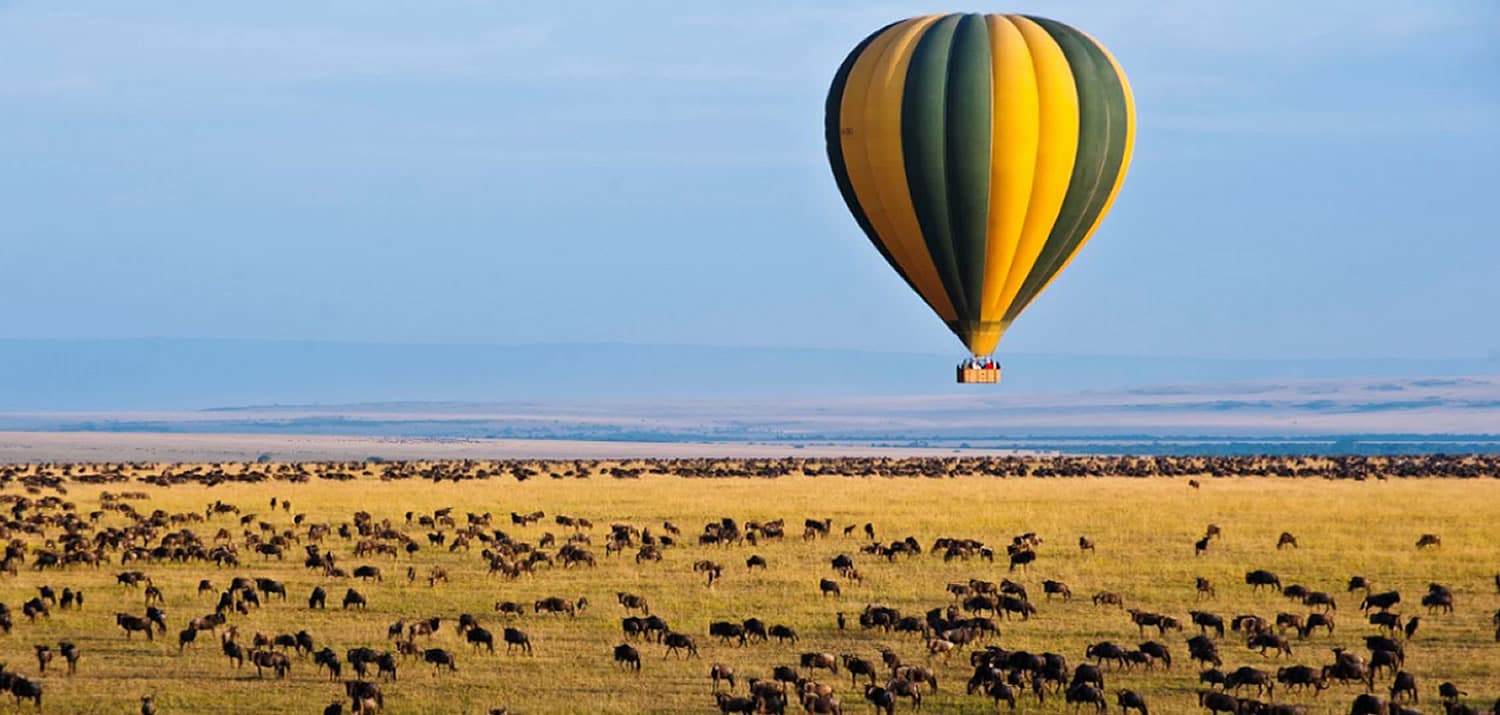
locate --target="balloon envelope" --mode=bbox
[825,13,1135,356]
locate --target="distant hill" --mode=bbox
[1,338,1496,410]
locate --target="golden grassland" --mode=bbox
[0,466,1496,714]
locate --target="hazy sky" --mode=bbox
[2,1,1497,360]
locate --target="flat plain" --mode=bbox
[0,460,1496,714]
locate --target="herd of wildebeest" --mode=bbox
[0,457,1493,714]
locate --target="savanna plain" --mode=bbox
[0,460,1496,715]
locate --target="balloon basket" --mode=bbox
[957,366,1001,384]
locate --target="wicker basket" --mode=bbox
[956,366,1001,384]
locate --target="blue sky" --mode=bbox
[1,1,1497,361]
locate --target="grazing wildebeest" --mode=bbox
[1199,690,1239,715]
[1246,570,1282,592]
[1086,642,1128,670]
[1361,591,1401,612]
[1094,592,1124,608]
[315,649,342,681]
[800,652,839,675]
[534,596,578,617]
[0,672,43,710]
[502,627,532,655]
[1139,641,1171,669]
[1196,577,1217,600]
[1008,549,1036,572]
[1043,580,1072,601]
[616,592,649,615]
[819,578,841,598]
[745,555,766,571]
[342,589,367,610]
[1224,666,1273,696]
[117,613,154,640]
[1389,671,1418,703]
[708,621,745,646]
[1276,532,1298,549]
[709,663,734,690]
[1305,592,1337,612]
[769,625,798,644]
[1247,633,1293,657]
[251,649,291,678]
[1191,611,1226,638]
[466,627,495,653]
[1415,534,1441,549]
[309,586,327,609]
[1421,591,1454,614]
[1066,683,1107,714]
[423,648,457,673]
[1350,694,1388,715]
[344,680,383,714]
[1277,665,1327,695]
[983,679,1017,710]
[714,692,756,715]
[1000,596,1036,621]
[663,632,698,658]
[862,684,896,715]
[1370,612,1403,633]
[1118,689,1149,715]
[1300,613,1335,638]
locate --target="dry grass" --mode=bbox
[0,466,1496,714]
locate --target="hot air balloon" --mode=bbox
[825,13,1135,383]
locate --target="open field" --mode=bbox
[0,461,1495,714]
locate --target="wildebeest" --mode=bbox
[842,654,877,687]
[1199,691,1239,715]
[423,648,457,673]
[309,586,327,609]
[1043,580,1072,601]
[1224,666,1274,696]
[769,624,798,644]
[1247,633,1293,657]
[116,613,154,640]
[709,621,746,646]
[502,627,532,655]
[1276,532,1299,549]
[1093,592,1124,608]
[709,663,734,690]
[1415,534,1441,549]
[1361,591,1401,613]
[1079,536,1096,553]
[714,692,756,715]
[1421,591,1454,614]
[250,649,291,678]
[466,627,494,653]
[800,652,839,675]
[1191,611,1226,638]
[818,578,841,598]
[1389,670,1418,703]
[1118,689,1149,715]
[342,589,367,610]
[1277,665,1327,695]
[1008,549,1036,572]
[663,632,698,658]
[1066,683,1107,714]
[1246,570,1282,591]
